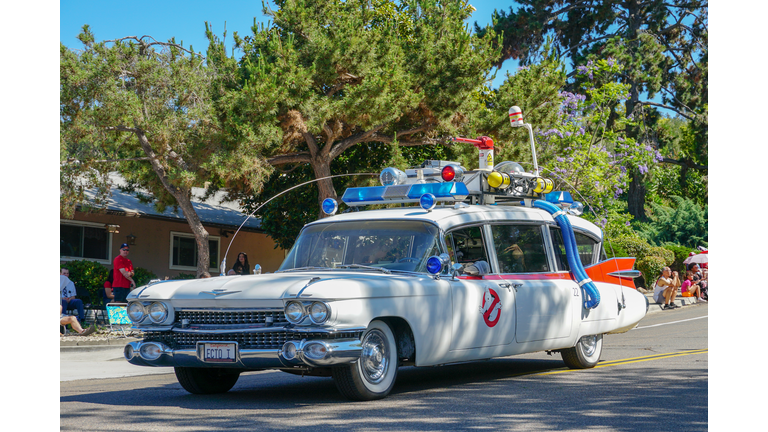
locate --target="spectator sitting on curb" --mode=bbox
[688,263,708,301]
[681,271,706,302]
[653,267,681,310]
[60,268,86,324]
[61,305,95,336]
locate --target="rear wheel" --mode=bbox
[561,334,603,369]
[174,367,241,394]
[332,320,399,401]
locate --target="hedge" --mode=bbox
[61,260,157,307]
[603,235,683,289]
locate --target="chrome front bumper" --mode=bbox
[124,337,362,369]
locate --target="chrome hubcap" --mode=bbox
[580,335,599,357]
[361,329,389,384]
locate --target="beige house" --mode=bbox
[60,176,286,278]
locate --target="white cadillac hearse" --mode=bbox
[123,108,647,400]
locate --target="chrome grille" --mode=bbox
[176,309,288,326]
[144,331,363,350]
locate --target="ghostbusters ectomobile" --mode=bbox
[122,107,647,400]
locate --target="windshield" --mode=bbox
[278,220,441,273]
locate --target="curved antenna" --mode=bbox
[519,162,619,259]
[221,172,376,274]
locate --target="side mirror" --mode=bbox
[463,260,490,277]
[450,263,464,281]
[253,264,262,275]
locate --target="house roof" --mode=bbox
[82,174,262,231]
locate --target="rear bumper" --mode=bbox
[124,337,362,369]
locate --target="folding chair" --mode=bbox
[106,303,132,337]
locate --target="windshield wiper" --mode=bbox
[336,264,391,274]
[276,266,333,273]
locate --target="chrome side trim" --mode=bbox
[607,270,643,279]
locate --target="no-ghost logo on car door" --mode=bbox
[479,286,502,327]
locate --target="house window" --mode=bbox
[60,220,112,264]
[170,232,220,272]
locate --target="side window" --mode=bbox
[492,224,549,273]
[445,226,489,267]
[550,227,600,270]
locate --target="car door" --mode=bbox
[492,223,573,343]
[446,225,516,350]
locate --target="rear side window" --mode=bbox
[550,227,600,270]
[491,224,549,273]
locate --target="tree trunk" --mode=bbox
[134,129,212,277]
[175,192,211,278]
[627,169,646,221]
[310,156,337,219]
[622,0,647,222]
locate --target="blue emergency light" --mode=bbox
[341,182,469,206]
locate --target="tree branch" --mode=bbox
[329,123,388,159]
[267,152,312,166]
[62,157,151,165]
[638,101,694,120]
[104,36,204,57]
[661,157,707,170]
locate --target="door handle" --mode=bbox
[498,282,523,292]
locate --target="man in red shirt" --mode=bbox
[112,243,136,303]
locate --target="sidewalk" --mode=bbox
[642,290,706,315]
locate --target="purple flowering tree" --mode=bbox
[535,59,660,230]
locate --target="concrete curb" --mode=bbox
[60,337,140,349]
[643,291,705,315]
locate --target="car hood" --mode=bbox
[128,270,440,308]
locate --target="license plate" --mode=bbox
[199,342,237,363]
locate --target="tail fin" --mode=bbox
[585,258,640,289]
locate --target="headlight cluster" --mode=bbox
[284,301,331,325]
[127,301,171,324]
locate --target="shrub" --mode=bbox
[636,255,667,289]
[175,272,196,280]
[603,235,678,289]
[133,267,158,287]
[61,260,109,306]
[604,235,651,258]
[662,243,698,274]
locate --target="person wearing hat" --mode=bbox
[112,243,135,303]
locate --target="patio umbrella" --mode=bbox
[683,252,708,265]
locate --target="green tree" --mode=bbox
[477,0,708,219]
[208,0,501,214]
[60,27,272,277]
[634,195,707,248]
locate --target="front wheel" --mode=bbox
[174,367,241,394]
[332,320,399,401]
[561,334,603,369]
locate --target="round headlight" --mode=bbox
[285,301,305,324]
[127,302,146,323]
[309,302,330,324]
[148,302,169,323]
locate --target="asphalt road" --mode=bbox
[60,305,708,431]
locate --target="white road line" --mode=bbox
[632,315,708,330]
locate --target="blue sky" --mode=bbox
[60,0,521,89]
